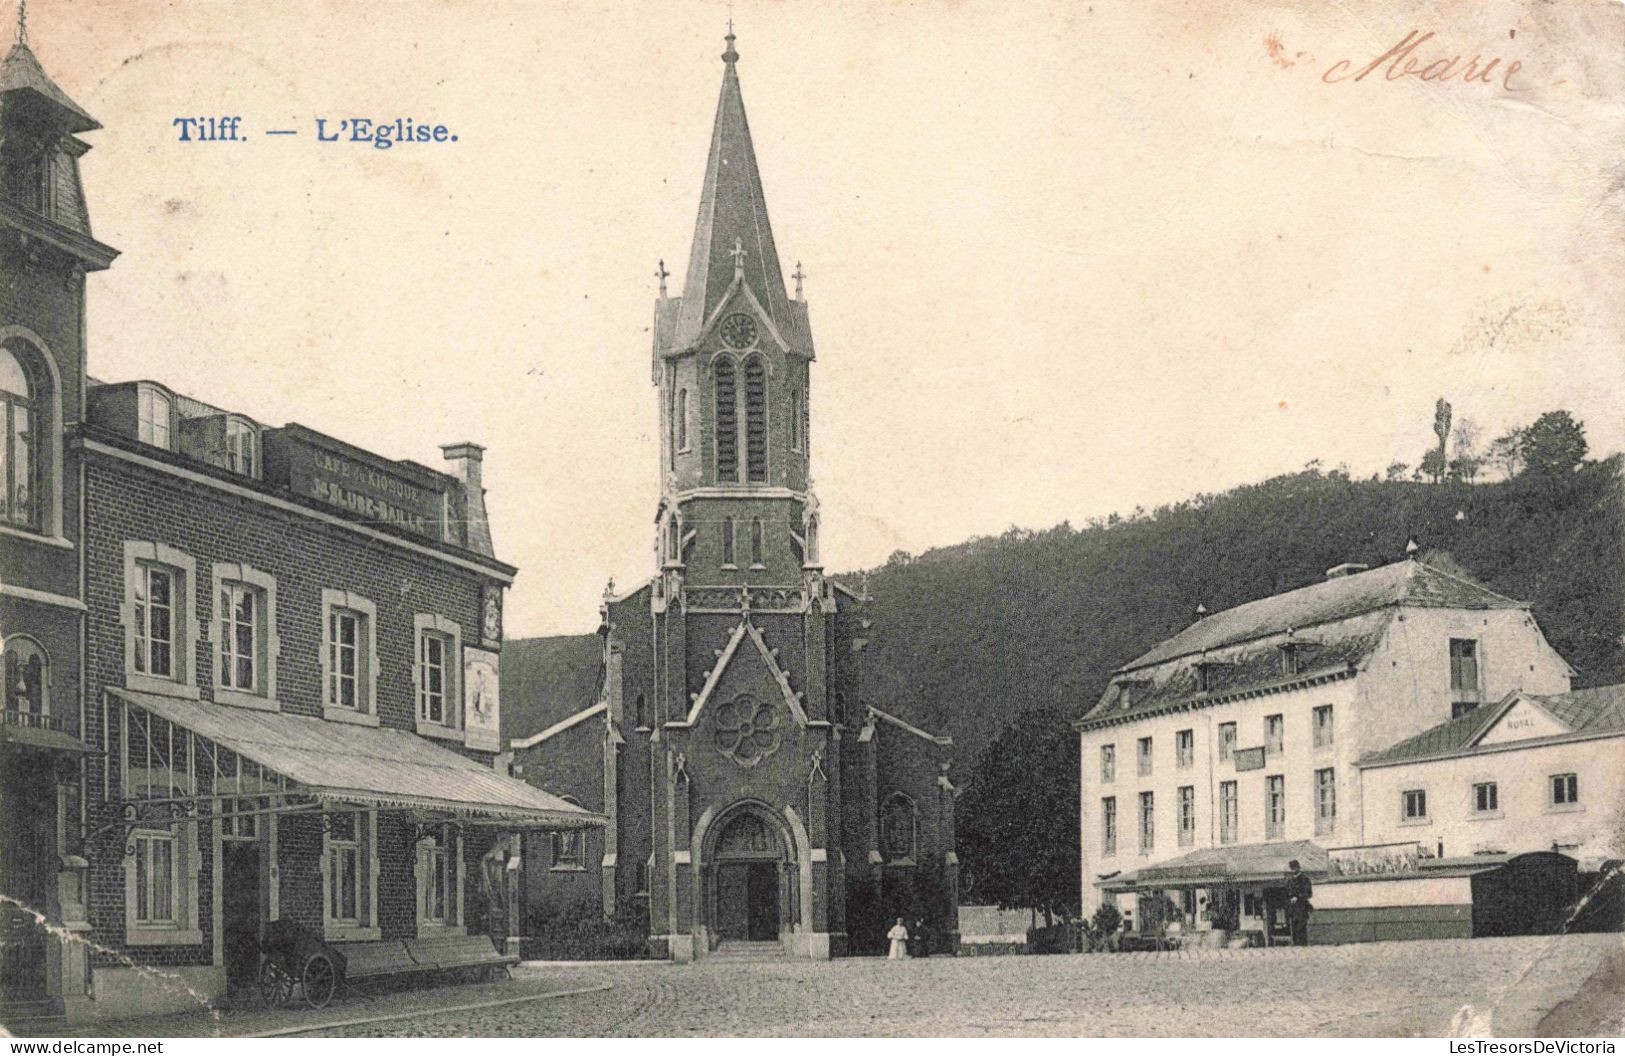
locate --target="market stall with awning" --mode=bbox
[1098,839,1329,893]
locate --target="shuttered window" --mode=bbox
[744,358,767,482]
[714,360,738,482]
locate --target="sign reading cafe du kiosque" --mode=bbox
[263,424,451,541]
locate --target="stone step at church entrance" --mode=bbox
[710,941,791,962]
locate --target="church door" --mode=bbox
[745,863,777,940]
[716,864,750,940]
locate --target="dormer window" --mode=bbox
[225,417,258,478]
[138,385,173,449]
[1196,661,1229,693]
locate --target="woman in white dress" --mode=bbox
[886,917,910,960]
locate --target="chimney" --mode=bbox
[441,442,494,558]
[1325,562,1370,580]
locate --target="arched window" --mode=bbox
[721,516,736,567]
[744,357,767,483]
[551,797,585,869]
[790,385,802,452]
[634,693,649,729]
[3,636,48,715]
[832,691,846,725]
[665,515,681,565]
[749,517,764,567]
[225,417,257,478]
[675,388,688,452]
[713,359,738,482]
[0,346,37,528]
[805,515,820,565]
[138,384,172,449]
[882,793,917,863]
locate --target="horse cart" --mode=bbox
[258,920,341,1009]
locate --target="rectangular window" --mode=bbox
[225,419,256,478]
[721,517,736,566]
[1177,785,1195,847]
[1219,781,1238,844]
[418,631,451,725]
[1450,639,1481,706]
[1099,744,1115,783]
[328,609,363,711]
[133,831,175,924]
[1218,722,1236,762]
[328,812,361,924]
[218,581,260,692]
[1137,736,1153,777]
[1265,775,1286,838]
[1315,768,1336,835]
[1176,729,1195,770]
[1550,773,1579,807]
[1265,714,1284,756]
[134,564,176,678]
[1101,797,1117,856]
[1474,782,1499,814]
[1138,791,1154,854]
[1403,788,1428,821]
[1312,705,1334,749]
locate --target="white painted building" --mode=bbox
[1357,685,1625,870]
[1075,558,1577,940]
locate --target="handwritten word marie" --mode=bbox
[1323,30,1528,90]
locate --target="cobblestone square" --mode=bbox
[33,933,1621,1039]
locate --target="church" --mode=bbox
[504,30,959,961]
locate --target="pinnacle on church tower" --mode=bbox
[672,24,794,349]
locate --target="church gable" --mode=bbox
[682,618,807,731]
[1476,695,1572,746]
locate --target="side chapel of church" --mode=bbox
[506,30,959,961]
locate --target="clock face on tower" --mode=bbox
[720,313,758,349]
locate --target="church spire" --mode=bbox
[673,25,792,349]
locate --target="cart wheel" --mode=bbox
[302,952,337,1010]
[259,962,292,1008]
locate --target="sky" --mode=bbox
[24,0,1625,637]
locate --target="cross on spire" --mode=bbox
[722,16,738,65]
[729,237,747,276]
[16,0,27,45]
[655,258,670,298]
[792,261,806,300]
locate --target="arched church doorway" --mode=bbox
[711,808,786,942]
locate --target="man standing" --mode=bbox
[1286,859,1314,946]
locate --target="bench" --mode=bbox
[332,940,417,982]
[331,934,516,991]
[406,934,519,977]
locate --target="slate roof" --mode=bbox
[1124,561,1524,672]
[500,633,603,743]
[2,42,98,133]
[1359,684,1625,767]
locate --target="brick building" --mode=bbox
[506,31,958,962]
[0,28,598,1027]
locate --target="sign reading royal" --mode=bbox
[264,425,448,541]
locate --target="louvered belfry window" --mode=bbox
[744,358,767,483]
[714,359,738,482]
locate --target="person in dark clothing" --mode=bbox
[1286,859,1313,946]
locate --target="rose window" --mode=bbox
[713,694,781,767]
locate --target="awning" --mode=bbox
[1100,839,1329,891]
[1,711,98,753]
[109,688,604,829]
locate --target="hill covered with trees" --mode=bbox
[846,449,1623,778]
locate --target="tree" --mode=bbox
[957,705,1080,925]
[1384,461,1410,482]
[1451,418,1483,482]
[1522,411,1588,478]
[1487,428,1527,479]
[1419,446,1447,484]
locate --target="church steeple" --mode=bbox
[672,27,793,349]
